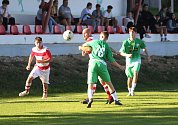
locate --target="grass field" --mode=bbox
[1,91,178,125]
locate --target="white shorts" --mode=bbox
[29,66,50,84]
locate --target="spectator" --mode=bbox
[123,11,134,32]
[0,0,15,31]
[103,5,118,28]
[58,0,74,26]
[51,0,59,23]
[157,5,168,26]
[92,4,104,27]
[141,4,154,38]
[78,2,96,31]
[135,6,147,39]
[166,6,172,19]
[167,13,178,33]
[151,14,168,41]
[36,1,57,33]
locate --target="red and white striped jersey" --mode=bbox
[86,36,93,42]
[31,46,52,70]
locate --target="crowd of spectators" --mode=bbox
[0,0,178,39]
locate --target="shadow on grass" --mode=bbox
[1,107,178,125]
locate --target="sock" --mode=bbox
[88,88,93,101]
[111,91,118,101]
[128,87,131,93]
[160,34,163,39]
[101,82,112,100]
[25,83,31,93]
[131,83,136,92]
[92,84,97,95]
[43,84,48,94]
[164,34,167,40]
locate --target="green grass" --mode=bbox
[1,91,178,125]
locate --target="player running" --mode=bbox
[79,31,123,108]
[119,27,151,96]
[19,37,53,99]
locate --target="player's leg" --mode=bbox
[99,64,122,105]
[40,68,50,99]
[127,77,133,96]
[131,63,141,96]
[98,77,113,104]
[19,76,33,96]
[19,66,39,97]
[125,66,134,96]
[86,62,98,108]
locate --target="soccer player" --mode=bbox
[81,28,114,104]
[19,37,53,99]
[119,27,151,96]
[79,31,123,108]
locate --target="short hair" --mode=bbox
[143,4,148,7]
[35,37,42,42]
[129,27,137,32]
[107,5,113,9]
[87,2,92,7]
[2,0,9,5]
[96,4,101,8]
[101,31,109,39]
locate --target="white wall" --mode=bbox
[0,0,127,24]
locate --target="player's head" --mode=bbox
[34,37,43,49]
[129,27,137,38]
[100,31,109,41]
[82,28,91,41]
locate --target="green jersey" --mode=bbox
[86,39,115,63]
[120,38,146,62]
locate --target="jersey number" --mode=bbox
[95,47,105,57]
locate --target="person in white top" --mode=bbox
[123,11,134,32]
[19,37,53,99]
[0,0,15,31]
[103,5,118,28]
[78,2,97,32]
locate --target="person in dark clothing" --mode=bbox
[141,4,154,37]
[151,15,168,41]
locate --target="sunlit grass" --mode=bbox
[1,91,178,125]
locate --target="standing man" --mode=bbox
[79,31,123,108]
[81,28,114,104]
[119,27,151,96]
[19,37,53,99]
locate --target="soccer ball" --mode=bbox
[63,30,74,41]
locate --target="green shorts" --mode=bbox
[125,62,141,78]
[87,60,111,84]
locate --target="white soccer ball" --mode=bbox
[63,30,74,41]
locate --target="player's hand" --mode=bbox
[127,54,132,58]
[119,65,125,71]
[78,46,82,50]
[26,65,30,70]
[147,56,151,62]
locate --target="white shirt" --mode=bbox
[0,6,10,17]
[103,10,112,18]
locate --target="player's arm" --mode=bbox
[26,53,34,70]
[111,61,125,71]
[79,46,92,52]
[110,47,120,56]
[143,48,151,62]
[120,52,132,58]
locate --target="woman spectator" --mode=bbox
[167,13,178,33]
